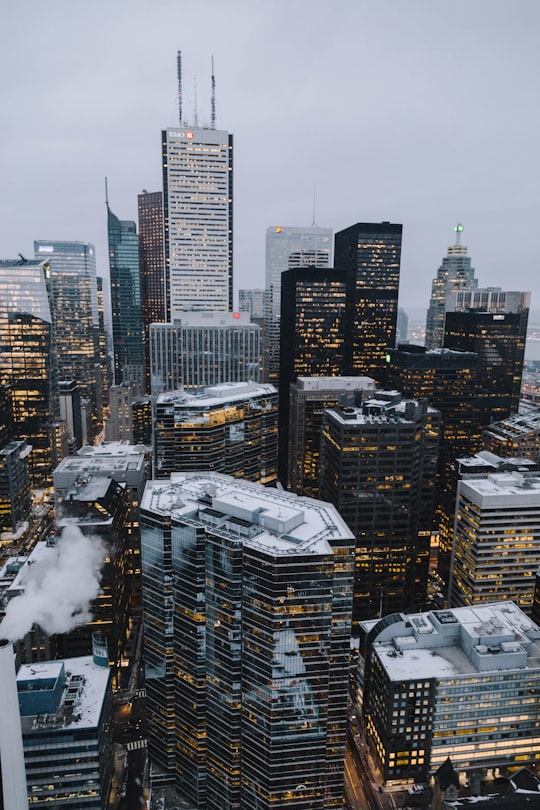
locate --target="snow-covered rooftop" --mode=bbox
[141,472,353,557]
[17,655,110,732]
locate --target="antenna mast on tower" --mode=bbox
[454,222,464,246]
[194,75,199,128]
[177,50,183,125]
[211,56,216,129]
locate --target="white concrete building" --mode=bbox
[162,127,233,315]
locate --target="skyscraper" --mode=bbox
[149,311,260,394]
[0,257,57,486]
[287,376,376,497]
[34,240,102,435]
[278,266,347,484]
[154,382,277,484]
[138,190,165,389]
[162,126,233,316]
[264,226,332,383]
[450,469,540,613]
[141,472,354,808]
[319,393,440,625]
[107,206,145,387]
[425,223,477,350]
[443,288,530,429]
[334,221,402,383]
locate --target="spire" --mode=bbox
[211,56,216,129]
[177,50,183,126]
[194,75,199,128]
[105,176,109,208]
[454,222,464,246]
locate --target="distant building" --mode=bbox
[107,206,145,387]
[287,376,376,496]
[450,469,540,613]
[319,392,440,625]
[334,221,402,383]
[154,382,277,485]
[17,655,113,809]
[141,472,354,808]
[396,307,408,343]
[425,224,477,350]
[238,288,265,322]
[59,379,83,454]
[138,190,165,390]
[483,407,540,462]
[264,226,332,383]
[359,601,540,783]
[0,441,31,535]
[149,311,260,394]
[162,127,233,315]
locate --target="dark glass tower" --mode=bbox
[107,206,145,387]
[278,266,347,485]
[334,221,402,383]
[0,258,57,486]
[138,191,165,391]
[443,289,530,430]
[384,345,478,588]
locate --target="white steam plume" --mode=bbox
[0,525,106,643]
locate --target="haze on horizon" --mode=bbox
[1,0,539,313]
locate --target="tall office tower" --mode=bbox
[358,602,540,784]
[444,288,530,429]
[278,266,347,485]
[55,442,148,607]
[141,472,354,808]
[154,382,277,484]
[0,384,12,449]
[0,257,57,486]
[319,393,440,626]
[96,276,113,410]
[449,469,540,613]
[384,345,479,583]
[0,441,31,534]
[105,381,142,442]
[288,376,376,497]
[264,226,332,383]
[55,477,130,678]
[162,126,233,316]
[149,311,260,394]
[58,379,83,454]
[107,206,145,387]
[483,408,540,462]
[17,655,113,809]
[34,241,101,434]
[425,223,477,349]
[138,190,165,390]
[334,221,402,383]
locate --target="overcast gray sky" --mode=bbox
[1,0,539,314]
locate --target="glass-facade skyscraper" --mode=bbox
[162,127,233,316]
[107,206,145,387]
[425,224,477,350]
[138,190,166,390]
[141,472,354,809]
[0,258,56,486]
[334,221,402,384]
[34,240,102,435]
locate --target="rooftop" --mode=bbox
[365,602,540,682]
[157,382,276,408]
[141,472,353,557]
[17,655,110,733]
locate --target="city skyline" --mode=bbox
[2,1,539,313]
